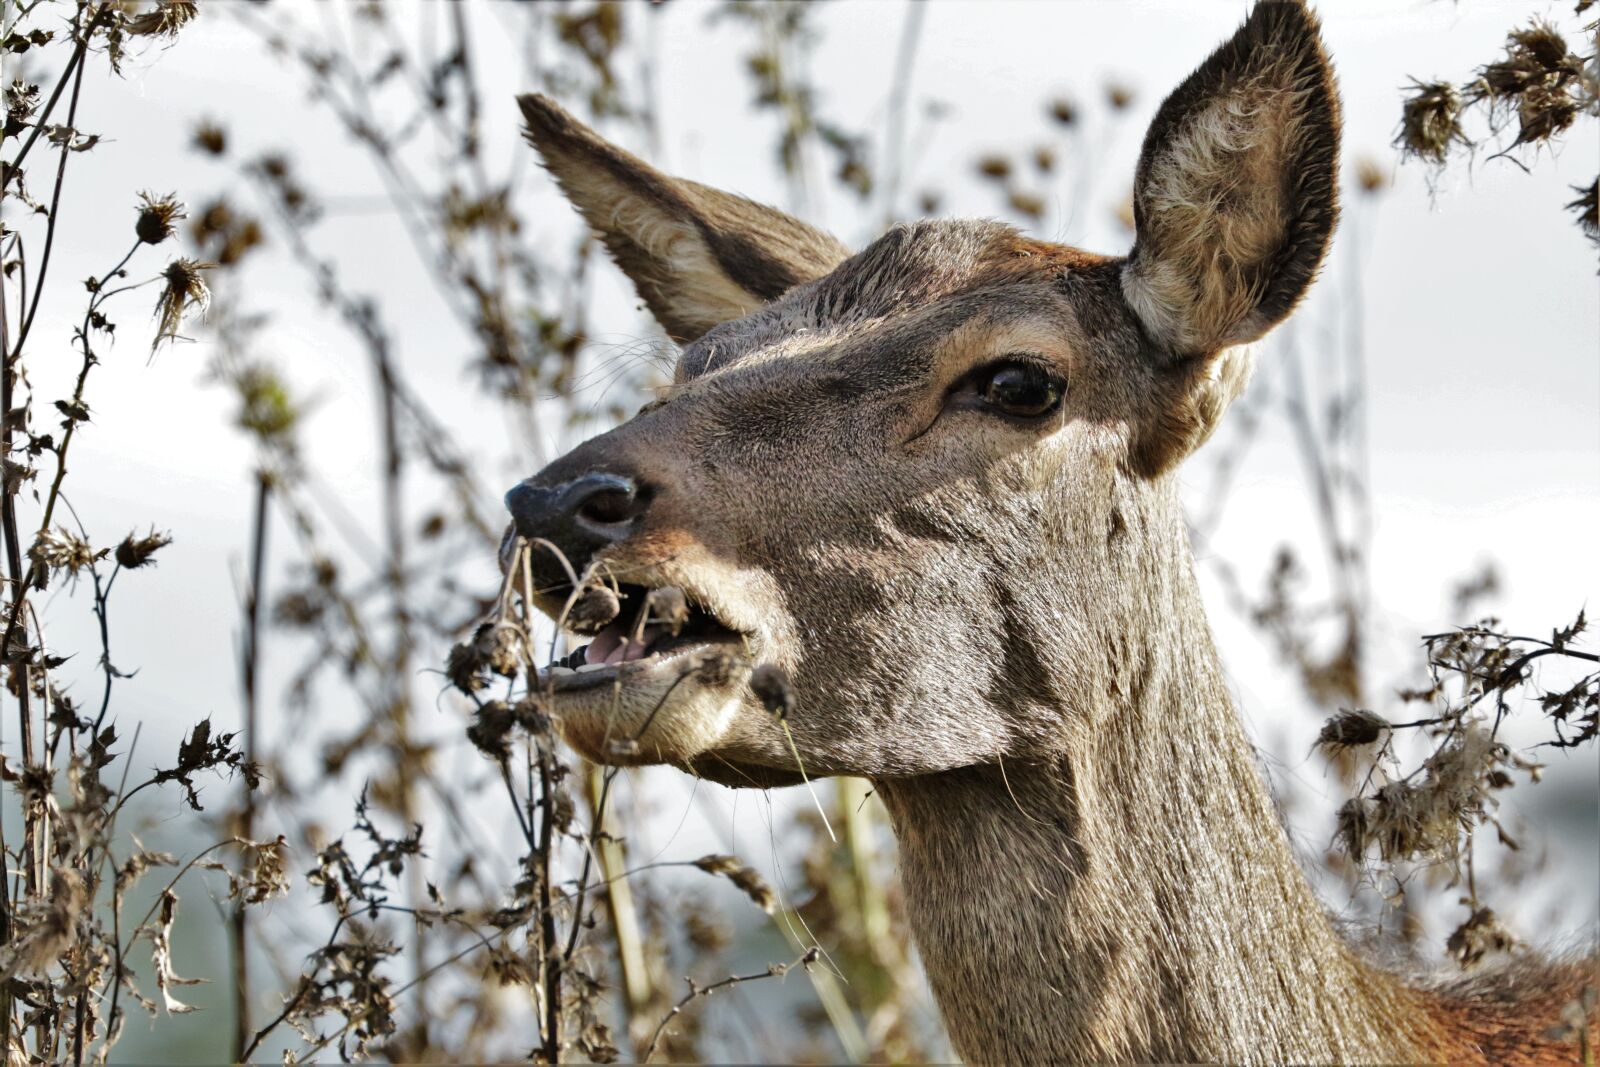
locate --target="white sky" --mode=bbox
[2,1,1595,1047]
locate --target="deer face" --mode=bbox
[508,1,1339,787]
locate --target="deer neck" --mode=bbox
[874,485,1442,1065]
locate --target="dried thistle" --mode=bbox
[691,854,776,913]
[114,528,172,569]
[1007,190,1046,221]
[1355,156,1389,195]
[467,700,516,761]
[30,527,102,578]
[1334,797,1371,860]
[126,1,199,39]
[151,258,211,354]
[1445,905,1517,967]
[1047,97,1078,126]
[134,190,185,245]
[1396,80,1466,165]
[467,693,551,762]
[1105,82,1135,111]
[975,154,1011,181]
[447,622,522,693]
[1567,178,1599,243]
[238,836,292,905]
[192,119,226,156]
[566,583,620,634]
[1315,708,1389,752]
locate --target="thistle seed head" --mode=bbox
[135,191,186,245]
[114,529,172,569]
[566,584,619,635]
[151,258,211,354]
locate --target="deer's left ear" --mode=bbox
[1123,0,1340,358]
[519,94,849,344]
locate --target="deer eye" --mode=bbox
[978,362,1063,419]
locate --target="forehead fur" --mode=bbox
[675,220,1109,380]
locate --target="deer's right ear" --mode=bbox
[518,94,849,343]
[1122,1,1339,359]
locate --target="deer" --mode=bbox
[503,2,1597,1062]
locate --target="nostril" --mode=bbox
[577,486,636,526]
[563,472,648,531]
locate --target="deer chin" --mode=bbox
[534,579,763,767]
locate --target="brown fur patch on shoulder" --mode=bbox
[1424,954,1600,1065]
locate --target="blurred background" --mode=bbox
[1,0,1595,1062]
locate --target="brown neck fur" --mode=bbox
[876,478,1446,1064]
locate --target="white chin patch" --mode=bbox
[546,658,746,766]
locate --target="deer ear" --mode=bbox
[1122,1,1339,358]
[518,94,850,343]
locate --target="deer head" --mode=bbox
[507,1,1338,789]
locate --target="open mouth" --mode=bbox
[540,582,744,693]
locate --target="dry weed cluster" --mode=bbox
[1396,2,1599,255]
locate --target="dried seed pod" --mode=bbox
[1446,906,1515,967]
[152,258,212,354]
[975,154,1011,180]
[135,191,186,245]
[749,664,794,720]
[691,854,776,913]
[1315,708,1389,751]
[467,700,515,761]
[1396,80,1465,165]
[646,586,689,634]
[566,584,620,634]
[115,529,172,569]
[1007,190,1046,221]
[474,622,522,678]
[446,639,490,694]
[1334,797,1370,859]
[1355,157,1388,196]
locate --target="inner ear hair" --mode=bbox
[518,93,848,343]
[1122,0,1340,359]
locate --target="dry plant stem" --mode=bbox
[10,0,91,357]
[88,560,123,735]
[536,736,561,1063]
[879,0,927,227]
[0,238,140,671]
[642,952,813,1063]
[838,777,890,950]
[231,471,272,1062]
[584,764,652,1041]
[515,544,563,1062]
[3,0,98,917]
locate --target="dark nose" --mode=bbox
[504,473,649,586]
